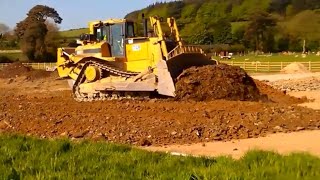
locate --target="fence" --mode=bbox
[0,62,56,70]
[1,61,320,73]
[220,61,320,72]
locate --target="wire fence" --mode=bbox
[0,62,56,70]
[220,61,320,72]
[1,61,320,72]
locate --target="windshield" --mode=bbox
[110,24,124,57]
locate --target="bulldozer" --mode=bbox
[56,15,215,101]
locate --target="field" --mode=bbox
[0,52,23,62]
[218,54,320,62]
[1,135,320,179]
[1,62,320,178]
[59,28,88,38]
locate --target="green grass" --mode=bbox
[0,52,24,61]
[0,135,320,179]
[59,28,88,38]
[218,54,320,62]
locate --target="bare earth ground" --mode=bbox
[147,73,320,158]
[1,70,320,159]
[146,130,320,159]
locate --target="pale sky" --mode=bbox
[0,0,172,30]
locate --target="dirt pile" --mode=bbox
[175,64,266,101]
[280,62,310,74]
[0,90,319,146]
[254,80,307,104]
[0,62,53,80]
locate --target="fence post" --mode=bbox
[243,62,246,70]
[37,63,40,69]
[281,62,283,70]
[309,61,311,71]
[231,61,234,66]
[255,62,258,72]
[268,62,270,72]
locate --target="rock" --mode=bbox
[7,79,14,84]
[60,132,69,137]
[273,126,283,131]
[203,111,210,118]
[139,139,152,146]
[72,130,89,138]
[92,133,107,141]
[296,127,305,131]
[171,131,177,136]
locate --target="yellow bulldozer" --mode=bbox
[57,15,215,101]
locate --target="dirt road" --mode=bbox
[146,130,320,159]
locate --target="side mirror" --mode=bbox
[79,33,86,41]
[79,33,96,41]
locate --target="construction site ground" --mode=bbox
[1,64,320,159]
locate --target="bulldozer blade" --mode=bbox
[156,60,176,97]
[67,79,75,89]
[166,53,216,80]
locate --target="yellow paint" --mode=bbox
[85,66,100,82]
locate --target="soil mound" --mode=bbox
[0,62,52,80]
[254,80,307,104]
[280,62,310,74]
[175,64,266,101]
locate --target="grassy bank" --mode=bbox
[0,135,320,179]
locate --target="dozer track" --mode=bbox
[73,60,152,102]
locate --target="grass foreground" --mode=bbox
[0,135,320,179]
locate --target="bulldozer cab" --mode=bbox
[89,20,135,57]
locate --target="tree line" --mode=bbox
[126,0,320,53]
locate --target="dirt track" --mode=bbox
[1,65,320,147]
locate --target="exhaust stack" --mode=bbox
[142,13,148,37]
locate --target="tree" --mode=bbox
[189,24,214,45]
[45,21,61,60]
[15,5,62,61]
[245,11,276,52]
[212,18,232,44]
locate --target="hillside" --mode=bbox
[59,28,88,38]
[125,0,320,52]
[56,0,320,52]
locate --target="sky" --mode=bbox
[0,0,171,30]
